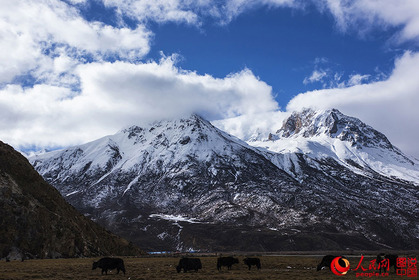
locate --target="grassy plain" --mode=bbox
[0,254,413,280]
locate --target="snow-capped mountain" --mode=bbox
[248,108,419,184]
[31,114,297,216]
[29,111,419,251]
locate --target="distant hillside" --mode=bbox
[0,140,143,259]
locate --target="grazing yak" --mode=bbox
[317,255,347,271]
[376,254,399,273]
[92,257,126,275]
[217,256,239,270]
[176,258,202,273]
[243,257,261,270]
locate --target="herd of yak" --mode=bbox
[91,254,401,275]
[91,256,259,275]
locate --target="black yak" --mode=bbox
[217,256,239,270]
[92,257,126,275]
[176,258,202,273]
[317,255,347,271]
[376,254,399,273]
[243,257,261,270]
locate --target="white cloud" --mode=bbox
[318,0,419,44]
[347,74,370,86]
[212,111,289,142]
[219,0,300,24]
[303,58,346,88]
[102,0,201,25]
[314,57,329,64]
[0,0,151,84]
[287,51,419,158]
[76,56,278,119]
[303,70,327,84]
[67,0,86,3]
[303,62,371,88]
[0,57,278,149]
[100,0,302,26]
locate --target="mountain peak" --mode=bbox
[116,113,240,157]
[278,108,393,149]
[121,113,211,139]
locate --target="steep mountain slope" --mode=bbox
[249,108,419,184]
[29,113,419,251]
[0,141,143,259]
[247,109,419,250]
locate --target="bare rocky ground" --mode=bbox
[0,254,415,280]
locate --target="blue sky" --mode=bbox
[1,0,419,158]
[147,7,402,109]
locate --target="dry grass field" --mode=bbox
[0,255,414,280]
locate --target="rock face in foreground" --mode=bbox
[29,112,419,252]
[0,141,143,259]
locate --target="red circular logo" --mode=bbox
[331,257,350,276]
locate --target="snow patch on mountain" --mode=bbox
[149,214,202,224]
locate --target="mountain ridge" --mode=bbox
[248,108,419,185]
[28,110,419,251]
